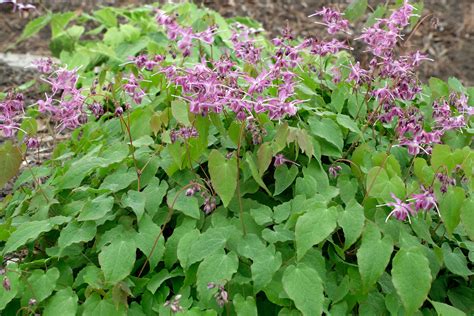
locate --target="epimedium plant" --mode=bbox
[0,0,473,315]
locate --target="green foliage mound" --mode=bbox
[0,1,473,315]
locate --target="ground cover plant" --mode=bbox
[0,0,473,315]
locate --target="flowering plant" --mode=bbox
[0,1,473,315]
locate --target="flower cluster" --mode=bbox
[309,3,472,157]
[155,20,313,121]
[382,185,440,222]
[231,23,262,64]
[33,58,54,74]
[0,92,25,137]
[170,126,199,143]
[246,118,267,145]
[185,182,201,197]
[129,54,164,71]
[156,10,216,56]
[357,1,415,57]
[184,180,216,214]
[123,74,146,105]
[310,7,350,34]
[37,64,87,131]
[436,172,457,194]
[163,294,183,313]
[207,283,229,307]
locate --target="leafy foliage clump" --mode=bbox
[0,1,473,315]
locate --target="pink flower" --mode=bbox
[410,186,439,215]
[379,193,415,222]
[310,7,350,34]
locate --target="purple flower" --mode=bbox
[0,92,25,138]
[170,126,199,143]
[379,193,415,222]
[329,165,342,178]
[274,154,287,167]
[25,137,40,149]
[390,0,415,28]
[410,186,439,215]
[231,29,262,64]
[2,277,10,291]
[33,58,53,74]
[114,107,124,117]
[347,62,369,85]
[88,102,104,119]
[203,196,217,214]
[310,7,350,34]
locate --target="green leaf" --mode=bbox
[43,287,78,316]
[236,234,282,290]
[99,239,136,284]
[429,77,449,99]
[17,117,38,140]
[460,198,474,240]
[209,150,238,207]
[392,248,432,314]
[143,177,168,215]
[80,265,103,289]
[336,114,362,136]
[196,251,239,302]
[366,166,405,201]
[0,141,22,189]
[136,214,165,271]
[93,7,118,27]
[251,246,282,291]
[441,244,472,277]
[448,286,474,314]
[439,187,465,236]
[123,190,146,221]
[338,200,365,250]
[274,165,299,196]
[146,268,183,294]
[357,223,393,290]
[167,189,200,219]
[58,220,96,250]
[345,0,368,22]
[250,205,273,226]
[25,268,60,302]
[51,12,76,38]
[431,301,466,316]
[77,195,114,222]
[295,207,338,260]
[413,157,434,185]
[309,117,343,156]
[179,228,229,268]
[233,294,258,316]
[3,217,69,254]
[245,151,272,195]
[171,100,191,126]
[99,168,136,192]
[431,144,456,172]
[19,13,52,42]
[82,293,125,316]
[177,229,200,268]
[448,77,465,93]
[257,142,273,177]
[0,263,20,309]
[282,264,324,316]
